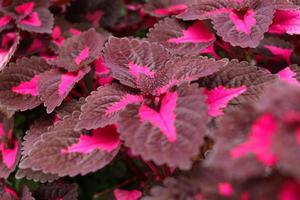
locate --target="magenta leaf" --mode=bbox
[144,0,188,17]
[118,84,208,169]
[278,65,300,87]
[0,15,12,32]
[138,56,228,95]
[148,18,215,55]
[269,9,300,35]
[19,112,120,177]
[114,189,142,200]
[38,67,90,113]
[103,37,172,88]
[0,31,20,72]
[76,83,143,130]
[0,56,49,111]
[48,29,105,72]
[0,115,20,179]
[204,85,247,117]
[0,182,19,200]
[177,0,275,48]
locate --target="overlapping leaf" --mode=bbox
[0,57,49,111]
[0,31,20,72]
[49,29,105,72]
[38,67,90,113]
[103,37,172,88]
[118,84,208,169]
[19,112,120,177]
[76,83,142,130]
[144,0,188,17]
[147,18,215,55]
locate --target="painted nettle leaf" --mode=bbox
[1,0,300,199]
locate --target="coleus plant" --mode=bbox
[1,0,300,199]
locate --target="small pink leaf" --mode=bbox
[15,2,35,15]
[144,0,187,17]
[204,85,247,117]
[19,11,41,26]
[0,15,11,28]
[114,189,142,200]
[269,9,300,35]
[278,67,300,87]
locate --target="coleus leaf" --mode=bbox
[177,0,275,48]
[19,112,120,177]
[137,55,228,96]
[278,65,300,87]
[20,186,34,200]
[48,29,105,72]
[147,17,215,55]
[0,115,20,179]
[118,84,208,169]
[144,0,188,17]
[0,31,20,72]
[0,57,50,111]
[0,181,19,200]
[198,60,276,115]
[33,183,78,200]
[103,37,172,88]
[0,14,12,32]
[269,9,300,35]
[113,189,142,200]
[16,8,54,34]
[38,67,90,113]
[75,83,143,131]
[16,118,59,183]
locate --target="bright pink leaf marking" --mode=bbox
[128,62,154,79]
[0,140,18,168]
[12,75,40,96]
[58,70,84,96]
[75,47,90,65]
[278,67,300,87]
[28,38,43,53]
[269,10,300,35]
[61,125,120,154]
[200,44,220,59]
[218,182,233,197]
[204,85,247,117]
[52,26,65,46]
[264,45,292,64]
[0,15,11,28]
[279,180,300,200]
[19,12,41,26]
[69,28,81,36]
[0,123,4,137]
[139,92,177,142]
[4,186,18,198]
[229,9,256,34]
[113,189,142,200]
[15,2,34,15]
[230,114,277,166]
[154,4,187,16]
[95,57,110,75]
[105,95,143,116]
[168,21,215,44]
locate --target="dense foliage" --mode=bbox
[1,0,300,199]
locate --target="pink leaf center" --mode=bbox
[75,47,90,65]
[58,70,84,96]
[204,85,247,117]
[0,140,18,169]
[19,12,42,27]
[218,182,234,197]
[105,94,143,116]
[168,21,215,44]
[230,113,277,166]
[0,15,11,28]
[278,67,300,87]
[230,8,256,34]
[114,189,142,200]
[61,125,120,154]
[128,62,154,79]
[15,2,34,15]
[154,4,187,16]
[139,92,178,142]
[12,75,40,96]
